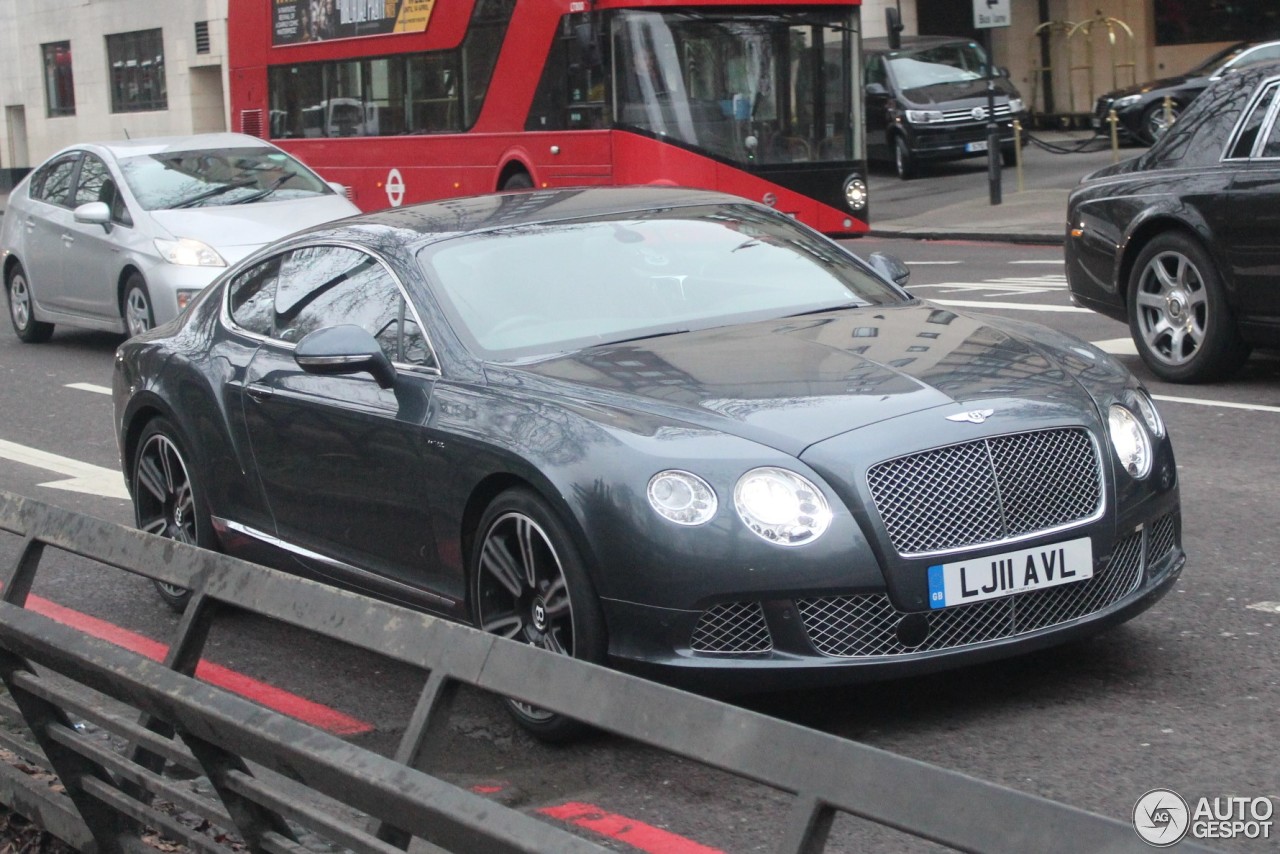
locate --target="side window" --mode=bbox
[865,56,886,88]
[31,155,79,206]
[1228,82,1278,158]
[228,256,281,337]
[274,246,433,367]
[1261,97,1280,158]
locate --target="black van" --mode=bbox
[864,36,1027,179]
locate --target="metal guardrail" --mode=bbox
[0,492,1215,853]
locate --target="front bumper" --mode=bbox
[904,120,1020,161]
[604,508,1183,693]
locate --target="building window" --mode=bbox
[42,42,76,117]
[1155,0,1280,45]
[107,29,167,113]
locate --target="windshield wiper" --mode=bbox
[229,172,300,205]
[170,178,258,209]
[783,301,865,318]
[599,328,691,347]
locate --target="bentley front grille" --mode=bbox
[867,427,1103,556]
[796,526,1148,659]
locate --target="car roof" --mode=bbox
[284,186,757,248]
[55,133,276,160]
[863,35,979,55]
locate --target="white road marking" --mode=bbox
[1091,337,1138,355]
[929,298,1089,313]
[904,261,962,265]
[1008,259,1065,265]
[918,274,1068,296]
[0,438,128,500]
[66,382,112,396]
[1246,602,1280,615]
[1152,395,1280,414]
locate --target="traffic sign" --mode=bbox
[974,0,1010,29]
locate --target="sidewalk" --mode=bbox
[868,187,1070,244]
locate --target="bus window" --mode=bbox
[408,53,460,133]
[526,14,608,131]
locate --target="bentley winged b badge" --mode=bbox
[946,409,995,424]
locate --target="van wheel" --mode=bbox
[894,136,916,180]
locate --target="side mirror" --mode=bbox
[73,201,111,226]
[865,82,889,98]
[326,181,349,197]
[294,324,396,388]
[867,251,911,288]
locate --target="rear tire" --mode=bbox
[471,488,606,742]
[6,263,55,343]
[501,172,534,191]
[131,418,215,611]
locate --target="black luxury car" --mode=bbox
[864,36,1026,179]
[1067,61,1280,383]
[115,187,1182,738]
[1093,40,1280,145]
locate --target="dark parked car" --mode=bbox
[115,187,1182,739]
[1093,40,1280,145]
[864,36,1026,179]
[1067,61,1280,383]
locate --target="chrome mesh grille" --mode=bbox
[867,428,1102,555]
[939,103,1013,123]
[1148,513,1177,563]
[796,528,1146,658]
[690,602,773,654]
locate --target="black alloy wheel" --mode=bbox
[6,263,55,343]
[1128,232,1249,383]
[1140,101,1179,146]
[472,488,606,742]
[132,419,213,610]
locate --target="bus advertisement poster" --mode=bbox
[272,0,436,45]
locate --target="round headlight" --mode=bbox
[843,176,868,211]
[1108,404,1152,478]
[1131,390,1164,438]
[734,467,831,546]
[647,470,717,525]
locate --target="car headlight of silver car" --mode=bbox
[154,238,227,267]
[1108,404,1152,478]
[734,467,831,546]
[647,470,717,525]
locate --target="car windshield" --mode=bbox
[419,204,907,361]
[118,146,332,210]
[887,41,990,89]
[1188,43,1249,76]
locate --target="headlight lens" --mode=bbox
[647,470,717,526]
[843,176,868,211]
[1108,404,1152,478]
[905,109,945,124]
[734,467,831,546]
[154,237,226,267]
[1131,390,1165,438]
[1008,97,1025,113]
[1112,94,1142,109]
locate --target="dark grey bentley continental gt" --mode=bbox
[114,187,1183,738]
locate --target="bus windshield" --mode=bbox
[614,10,858,166]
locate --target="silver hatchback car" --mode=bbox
[1,133,359,342]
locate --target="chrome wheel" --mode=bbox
[9,272,31,330]
[133,428,197,607]
[1142,102,1178,145]
[476,511,574,723]
[1133,249,1206,369]
[124,279,154,336]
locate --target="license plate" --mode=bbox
[927,537,1093,609]
[964,140,988,153]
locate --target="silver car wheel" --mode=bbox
[1133,249,1206,367]
[475,511,575,723]
[9,272,31,330]
[125,282,154,337]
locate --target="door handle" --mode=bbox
[246,383,274,402]
[61,234,74,245]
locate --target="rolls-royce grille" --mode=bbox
[690,601,772,654]
[796,525,1154,658]
[867,428,1102,556]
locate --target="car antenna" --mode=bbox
[123,128,131,139]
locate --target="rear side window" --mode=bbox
[30,155,79,206]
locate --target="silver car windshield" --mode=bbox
[118,146,332,210]
[419,205,906,361]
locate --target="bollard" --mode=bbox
[1013,119,1024,193]
[1108,108,1120,163]
[1162,94,1174,139]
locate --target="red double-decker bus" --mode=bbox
[228,0,867,234]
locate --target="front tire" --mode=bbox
[1128,232,1249,383]
[472,488,606,742]
[893,136,916,180]
[123,273,155,337]
[132,418,215,610]
[6,263,55,343]
[1139,101,1179,146]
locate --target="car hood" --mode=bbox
[899,78,1020,107]
[498,303,1092,456]
[148,195,358,263]
[1103,73,1199,101]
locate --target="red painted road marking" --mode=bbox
[26,594,372,736]
[540,802,725,854]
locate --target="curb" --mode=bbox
[865,228,1065,246]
